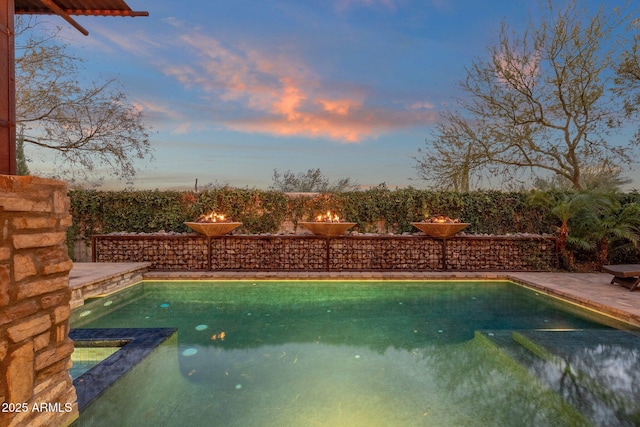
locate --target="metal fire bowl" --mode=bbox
[299,222,357,237]
[184,222,242,236]
[411,222,470,238]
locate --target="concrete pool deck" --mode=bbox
[69,262,640,327]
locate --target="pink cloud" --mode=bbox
[319,99,358,116]
[225,108,439,143]
[158,30,436,142]
[227,117,369,142]
[272,77,307,120]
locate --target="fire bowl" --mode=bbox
[184,222,242,236]
[411,222,470,238]
[299,221,357,237]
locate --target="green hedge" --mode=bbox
[68,187,640,268]
[68,187,558,241]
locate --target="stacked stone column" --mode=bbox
[0,176,77,427]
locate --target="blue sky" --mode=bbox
[30,0,634,190]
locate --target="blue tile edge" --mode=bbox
[69,328,177,411]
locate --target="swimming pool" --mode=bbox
[70,280,640,426]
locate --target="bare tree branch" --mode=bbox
[416,0,639,190]
[15,17,153,182]
[270,168,359,192]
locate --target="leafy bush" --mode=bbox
[69,187,556,239]
[67,187,640,269]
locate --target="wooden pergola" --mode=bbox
[0,0,148,175]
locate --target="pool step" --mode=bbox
[479,329,640,426]
[70,262,151,309]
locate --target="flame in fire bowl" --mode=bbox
[184,222,243,236]
[299,221,357,237]
[411,222,470,238]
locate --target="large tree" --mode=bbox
[415,0,639,191]
[15,17,152,182]
[615,15,640,140]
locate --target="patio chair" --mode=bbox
[602,264,640,291]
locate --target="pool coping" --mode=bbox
[69,327,177,411]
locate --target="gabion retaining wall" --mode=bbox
[93,234,557,271]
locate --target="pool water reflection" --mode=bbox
[70,281,640,427]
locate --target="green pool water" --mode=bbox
[70,280,640,427]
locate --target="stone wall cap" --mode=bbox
[0,174,69,189]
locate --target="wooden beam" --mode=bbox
[40,0,89,36]
[60,10,149,17]
[16,9,149,18]
[0,0,16,175]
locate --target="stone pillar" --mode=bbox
[0,175,77,427]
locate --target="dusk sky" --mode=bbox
[26,0,636,190]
